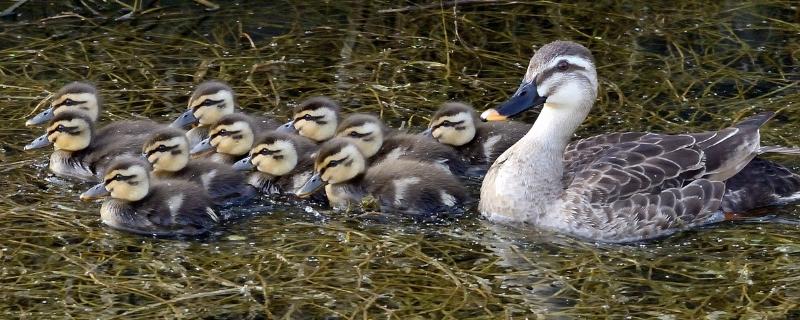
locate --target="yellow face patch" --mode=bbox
[209,121,254,156]
[317,144,365,184]
[335,122,384,158]
[103,165,150,202]
[190,90,235,126]
[250,140,298,176]
[51,92,100,122]
[46,118,92,151]
[144,136,189,172]
[431,112,476,146]
[293,108,338,142]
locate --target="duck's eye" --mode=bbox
[557,60,570,71]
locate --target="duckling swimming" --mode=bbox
[232,131,321,198]
[297,138,467,216]
[24,111,156,181]
[479,40,800,243]
[278,97,341,142]
[189,113,273,164]
[80,156,219,236]
[170,81,280,147]
[336,113,467,175]
[424,102,530,165]
[143,127,256,205]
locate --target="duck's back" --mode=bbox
[364,159,467,215]
[377,133,467,175]
[100,180,217,236]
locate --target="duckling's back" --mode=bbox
[378,133,467,175]
[364,159,467,216]
[158,159,255,206]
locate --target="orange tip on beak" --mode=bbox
[480,109,508,122]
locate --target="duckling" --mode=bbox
[25,82,163,137]
[24,111,157,181]
[80,156,219,236]
[170,80,281,147]
[296,138,467,216]
[336,113,467,175]
[142,127,256,205]
[277,97,340,142]
[189,113,272,164]
[231,132,322,199]
[424,102,530,165]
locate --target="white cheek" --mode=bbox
[544,81,586,108]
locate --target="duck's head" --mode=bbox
[296,138,366,197]
[481,40,597,121]
[279,97,340,142]
[26,82,101,127]
[335,113,388,158]
[234,132,301,176]
[143,127,190,172]
[171,80,235,128]
[191,113,255,156]
[25,111,94,151]
[81,157,151,202]
[424,102,478,146]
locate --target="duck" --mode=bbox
[231,131,322,199]
[25,82,162,138]
[336,113,467,175]
[80,156,219,237]
[189,113,272,164]
[478,40,800,243]
[24,111,157,181]
[423,102,530,166]
[296,138,467,216]
[170,80,280,147]
[277,96,341,143]
[142,127,256,205]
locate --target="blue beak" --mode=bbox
[171,109,198,128]
[296,172,324,197]
[26,107,55,126]
[232,156,254,171]
[481,81,546,121]
[24,134,52,150]
[276,120,297,134]
[190,138,213,154]
[80,183,110,201]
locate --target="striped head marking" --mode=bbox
[50,82,101,122]
[143,128,189,172]
[208,117,254,156]
[524,41,597,109]
[250,139,298,176]
[45,112,93,151]
[188,81,235,126]
[314,138,366,184]
[102,158,151,202]
[429,102,476,146]
[335,114,386,158]
[292,97,340,142]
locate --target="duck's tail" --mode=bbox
[758,146,800,155]
[735,111,775,129]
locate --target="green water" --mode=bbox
[1,1,799,318]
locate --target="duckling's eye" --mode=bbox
[348,131,359,137]
[114,174,124,180]
[63,99,77,106]
[557,60,570,71]
[56,124,66,131]
[259,149,270,155]
[302,114,313,121]
[155,145,169,152]
[327,159,342,167]
[201,99,216,107]
[441,120,452,126]
[218,129,228,136]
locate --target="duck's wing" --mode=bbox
[561,133,729,242]
[563,132,649,185]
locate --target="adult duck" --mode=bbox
[479,40,800,243]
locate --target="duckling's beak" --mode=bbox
[26,107,55,126]
[80,183,109,201]
[190,138,213,154]
[171,109,198,128]
[481,81,546,121]
[296,173,324,197]
[276,120,297,134]
[24,134,52,150]
[421,127,437,139]
[232,156,254,171]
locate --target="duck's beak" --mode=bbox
[276,120,297,134]
[296,172,324,197]
[190,138,213,154]
[24,134,52,150]
[26,107,55,126]
[171,109,198,128]
[481,81,546,121]
[420,127,433,138]
[80,183,109,201]
[232,156,254,171]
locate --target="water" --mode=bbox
[1,1,799,318]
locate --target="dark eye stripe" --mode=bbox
[431,120,464,130]
[53,99,86,109]
[346,131,371,138]
[535,62,587,84]
[47,125,80,136]
[146,144,179,157]
[210,130,241,139]
[294,114,325,123]
[191,99,224,111]
[104,174,134,185]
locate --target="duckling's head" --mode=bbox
[171,80,235,128]
[247,132,302,176]
[143,128,190,172]
[335,113,388,158]
[26,82,101,126]
[427,102,478,146]
[314,138,366,184]
[481,40,597,121]
[287,97,340,142]
[87,157,151,202]
[25,111,94,151]
[203,113,256,156]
